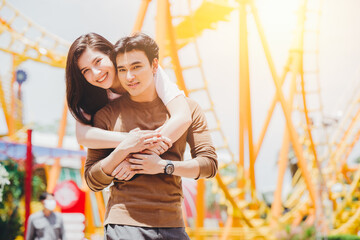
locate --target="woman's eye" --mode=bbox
[82,69,88,75]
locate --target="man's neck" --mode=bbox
[130,84,158,103]
[43,209,52,217]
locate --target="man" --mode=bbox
[26,192,65,240]
[84,33,217,240]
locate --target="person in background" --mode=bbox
[26,192,64,240]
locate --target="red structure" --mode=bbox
[24,129,33,236]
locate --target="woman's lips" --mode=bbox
[96,73,108,83]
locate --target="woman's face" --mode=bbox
[77,47,116,89]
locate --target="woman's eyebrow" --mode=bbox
[80,57,100,72]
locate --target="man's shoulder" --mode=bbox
[29,211,44,220]
[53,212,64,222]
[53,211,63,217]
[185,97,200,109]
[185,97,203,114]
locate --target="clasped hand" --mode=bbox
[112,128,171,180]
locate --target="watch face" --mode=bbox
[165,164,174,175]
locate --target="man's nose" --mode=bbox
[126,70,135,81]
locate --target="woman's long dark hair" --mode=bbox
[65,33,115,125]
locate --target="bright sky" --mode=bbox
[1,0,360,192]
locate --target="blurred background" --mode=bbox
[0,0,360,239]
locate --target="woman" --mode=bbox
[65,33,191,170]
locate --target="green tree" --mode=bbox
[0,158,46,240]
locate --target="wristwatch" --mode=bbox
[164,160,174,175]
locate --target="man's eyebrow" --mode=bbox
[117,61,143,69]
[130,61,142,65]
[80,57,100,72]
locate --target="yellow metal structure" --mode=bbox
[0,1,107,235]
[0,0,69,137]
[1,0,360,238]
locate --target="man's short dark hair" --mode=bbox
[39,192,53,201]
[113,32,159,64]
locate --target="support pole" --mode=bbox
[47,99,68,193]
[195,179,205,240]
[253,60,291,160]
[164,0,188,95]
[270,67,297,226]
[132,0,152,33]
[249,0,317,208]
[24,129,33,237]
[9,55,17,136]
[239,0,256,199]
[155,0,168,64]
[0,77,11,136]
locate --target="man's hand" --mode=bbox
[118,128,163,153]
[128,150,166,175]
[111,159,136,181]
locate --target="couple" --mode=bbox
[66,32,218,239]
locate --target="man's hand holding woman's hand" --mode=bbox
[116,128,162,154]
[112,128,171,181]
[111,158,135,181]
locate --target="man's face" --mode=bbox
[42,194,57,211]
[116,50,158,102]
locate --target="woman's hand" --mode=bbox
[117,128,163,153]
[111,159,136,181]
[147,136,172,155]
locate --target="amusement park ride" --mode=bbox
[0,0,360,239]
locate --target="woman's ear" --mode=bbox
[152,58,159,74]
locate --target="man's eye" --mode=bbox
[118,69,126,72]
[133,65,141,69]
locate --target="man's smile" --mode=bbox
[127,82,140,88]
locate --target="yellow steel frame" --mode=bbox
[2,0,360,237]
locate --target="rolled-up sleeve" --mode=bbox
[85,148,114,191]
[186,101,218,179]
[84,105,116,191]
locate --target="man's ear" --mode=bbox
[152,58,159,74]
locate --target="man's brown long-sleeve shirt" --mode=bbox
[85,93,217,227]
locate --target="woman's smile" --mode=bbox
[96,73,108,83]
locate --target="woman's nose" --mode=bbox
[91,67,101,76]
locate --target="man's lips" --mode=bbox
[127,82,140,88]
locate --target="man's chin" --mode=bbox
[126,90,142,99]
[128,91,139,97]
